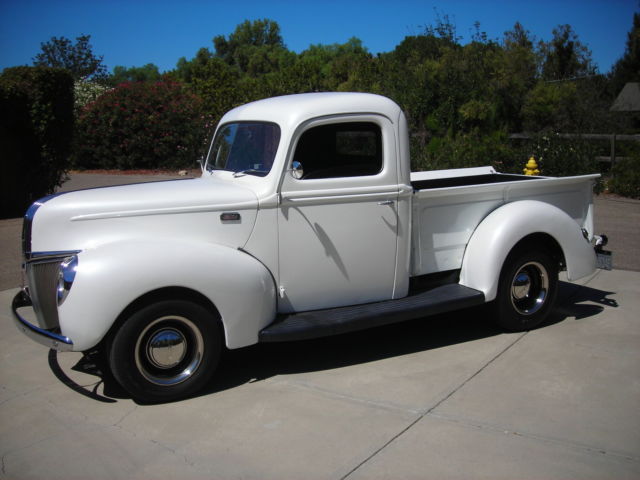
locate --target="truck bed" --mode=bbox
[411,172,540,190]
[410,167,599,276]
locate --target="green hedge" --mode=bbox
[519,132,604,192]
[608,156,640,199]
[0,67,74,218]
[74,80,207,170]
[413,129,519,173]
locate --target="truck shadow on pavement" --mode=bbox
[47,281,617,404]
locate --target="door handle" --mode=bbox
[377,200,394,206]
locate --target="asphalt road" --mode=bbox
[0,173,638,479]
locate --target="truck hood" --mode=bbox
[28,177,259,254]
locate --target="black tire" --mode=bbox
[494,248,558,332]
[109,299,222,403]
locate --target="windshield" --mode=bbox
[206,122,281,176]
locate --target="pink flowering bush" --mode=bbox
[75,80,207,169]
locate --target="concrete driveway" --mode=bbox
[1,173,639,479]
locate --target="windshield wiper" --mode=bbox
[205,164,227,172]
[233,169,268,177]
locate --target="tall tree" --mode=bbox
[172,48,242,123]
[610,12,640,96]
[110,63,162,85]
[504,21,534,50]
[539,25,596,80]
[33,34,108,82]
[214,18,284,57]
[213,19,289,75]
[498,22,538,131]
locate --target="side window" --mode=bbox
[294,122,382,180]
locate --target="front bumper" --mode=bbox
[12,288,74,352]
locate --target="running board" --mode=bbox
[259,284,485,343]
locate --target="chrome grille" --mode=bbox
[22,193,59,261]
[26,260,61,330]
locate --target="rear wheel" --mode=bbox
[109,300,221,403]
[494,248,558,332]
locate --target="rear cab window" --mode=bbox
[293,122,382,180]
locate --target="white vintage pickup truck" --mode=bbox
[13,92,610,402]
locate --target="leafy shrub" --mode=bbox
[518,132,604,191]
[521,82,579,132]
[74,80,207,170]
[412,129,518,172]
[608,156,640,199]
[74,79,110,113]
[524,132,600,173]
[0,66,74,218]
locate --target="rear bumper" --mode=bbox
[11,288,74,352]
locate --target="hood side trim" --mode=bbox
[70,200,259,222]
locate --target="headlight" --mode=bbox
[57,256,78,306]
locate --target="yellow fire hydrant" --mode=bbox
[523,156,540,176]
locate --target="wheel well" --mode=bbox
[510,233,565,270]
[102,287,223,349]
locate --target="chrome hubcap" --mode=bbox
[147,328,187,369]
[135,316,204,386]
[512,272,532,300]
[510,261,549,315]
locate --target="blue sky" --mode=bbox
[0,0,637,75]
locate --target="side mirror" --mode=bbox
[291,161,304,180]
[197,157,205,173]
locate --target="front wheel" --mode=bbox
[109,300,222,403]
[494,248,558,332]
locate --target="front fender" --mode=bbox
[58,239,276,351]
[459,200,596,302]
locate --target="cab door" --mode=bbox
[277,117,400,313]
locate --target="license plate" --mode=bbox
[596,250,612,270]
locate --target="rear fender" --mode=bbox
[58,239,276,351]
[459,200,596,302]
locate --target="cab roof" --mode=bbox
[219,92,403,129]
